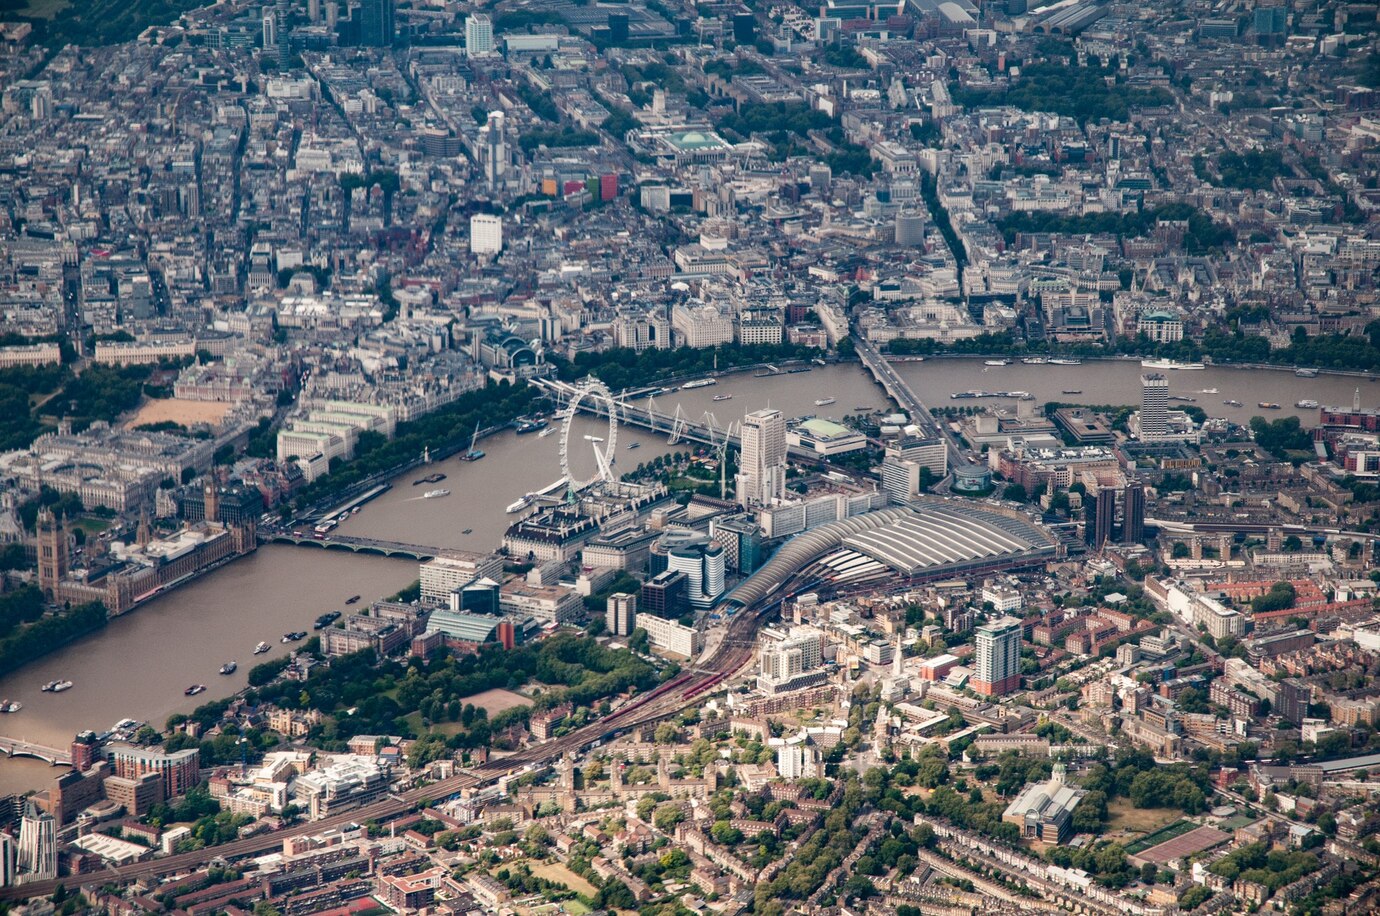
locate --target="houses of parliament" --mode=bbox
[36,481,257,616]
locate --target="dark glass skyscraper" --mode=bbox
[359,0,395,47]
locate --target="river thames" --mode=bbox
[0,357,1370,793]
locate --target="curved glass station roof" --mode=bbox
[724,503,1055,609]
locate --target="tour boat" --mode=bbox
[41,680,73,693]
[1295,400,1319,409]
[184,685,206,697]
[0,700,21,713]
[254,641,271,655]
[815,397,836,406]
[681,379,717,389]
[1021,357,1047,365]
[712,394,733,401]
[1048,358,1082,366]
[219,662,237,676]
[423,488,450,499]
[1200,388,1219,394]
[1295,368,1318,378]
[984,359,1011,367]
[538,427,556,438]
[507,497,531,514]
[515,418,548,434]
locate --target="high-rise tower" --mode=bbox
[973,616,1022,696]
[1140,373,1168,440]
[736,408,786,508]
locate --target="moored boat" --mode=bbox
[219,662,237,676]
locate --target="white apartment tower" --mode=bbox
[465,13,494,58]
[470,213,503,255]
[737,408,787,508]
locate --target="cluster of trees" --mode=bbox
[235,633,657,750]
[1047,841,1139,888]
[717,101,833,141]
[39,362,157,425]
[15,0,201,47]
[1080,749,1212,822]
[555,342,821,392]
[1201,149,1289,191]
[1208,842,1318,891]
[920,172,966,274]
[0,363,70,451]
[997,203,1233,255]
[0,584,44,641]
[952,60,1173,125]
[1250,416,1313,459]
[0,601,107,678]
[1251,581,1297,614]
[752,777,871,915]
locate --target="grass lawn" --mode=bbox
[16,0,69,18]
[1106,799,1181,837]
[531,862,597,897]
[71,517,112,535]
[401,711,468,737]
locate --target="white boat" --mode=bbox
[815,397,836,406]
[584,435,604,442]
[1200,388,1219,394]
[712,394,733,401]
[538,427,556,438]
[0,700,21,713]
[984,359,1011,367]
[1021,357,1047,365]
[219,661,237,676]
[1295,400,1319,409]
[42,679,73,693]
[1142,359,1204,370]
[506,497,530,514]
[680,378,717,390]
[627,442,640,450]
[1048,358,1082,366]
[423,488,450,499]
[1296,368,1319,378]
[1224,399,1243,407]
[254,641,270,655]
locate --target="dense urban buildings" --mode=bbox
[0,0,1378,912]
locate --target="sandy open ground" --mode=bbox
[128,398,235,428]
[460,687,533,716]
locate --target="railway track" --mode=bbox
[0,592,774,902]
